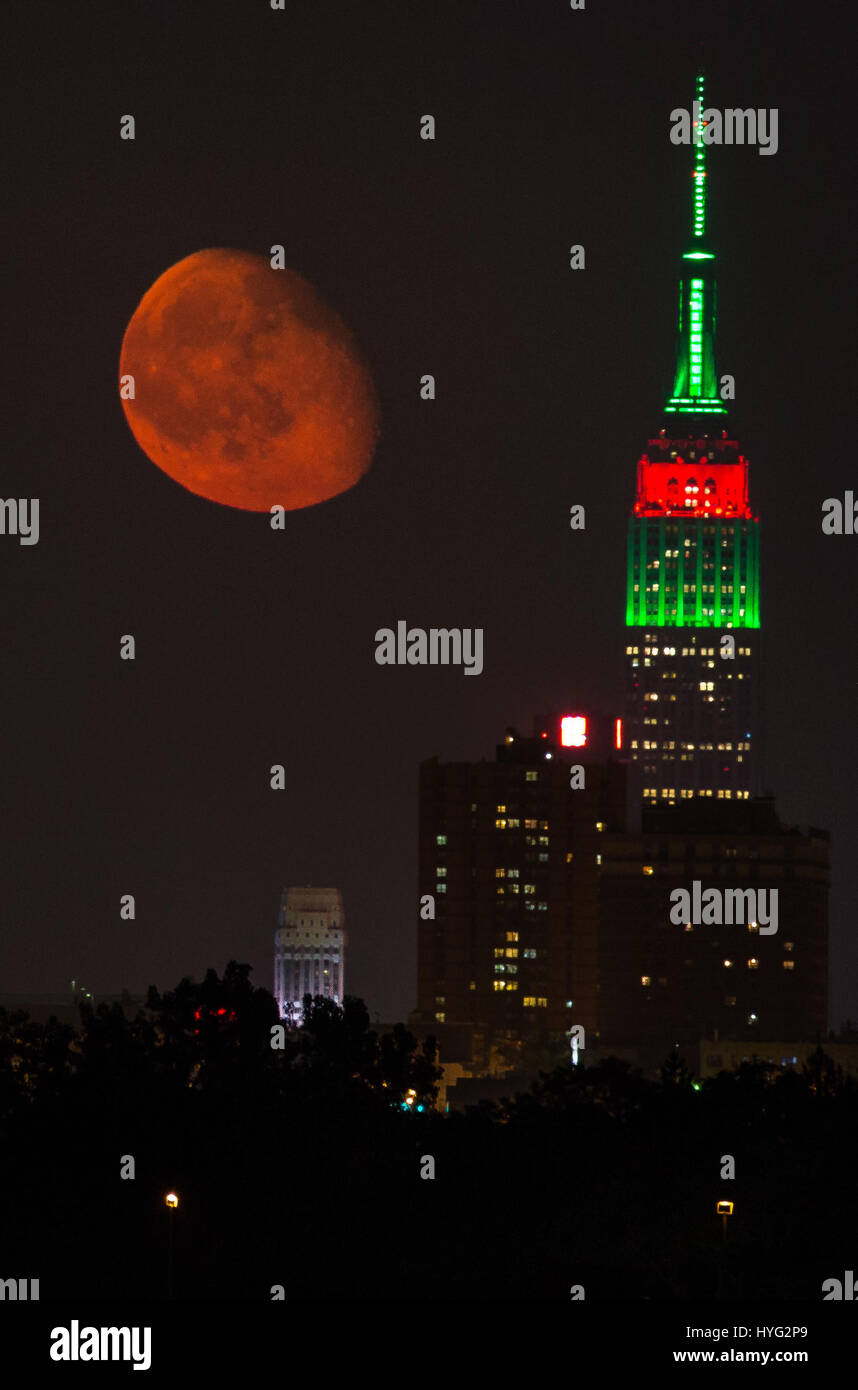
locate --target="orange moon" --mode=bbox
[119,248,380,511]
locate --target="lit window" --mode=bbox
[506,931,519,942]
[495,819,507,829]
[493,948,505,959]
[747,958,759,969]
[436,835,447,846]
[783,961,795,971]
[525,771,538,782]
[495,868,506,878]
[434,1012,446,1023]
[641,975,651,986]
[505,948,519,958]
[496,805,507,813]
[436,866,447,876]
[436,883,446,894]
[537,997,548,1008]
[642,865,654,876]
[523,996,537,1007]
[784,941,794,952]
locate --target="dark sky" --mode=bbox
[3,0,856,1028]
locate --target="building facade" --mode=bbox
[413,718,626,1068]
[598,802,829,1056]
[625,73,760,806]
[698,1039,858,1081]
[274,886,346,1023]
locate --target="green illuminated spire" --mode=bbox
[665,72,727,418]
[691,70,707,241]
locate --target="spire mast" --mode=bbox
[692,71,707,240]
[664,69,726,418]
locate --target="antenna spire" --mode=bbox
[692,71,707,240]
[664,69,726,419]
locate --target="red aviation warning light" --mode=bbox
[560,715,587,748]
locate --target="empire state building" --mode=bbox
[625,74,760,808]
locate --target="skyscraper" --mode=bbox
[274,886,346,1022]
[413,718,626,1069]
[625,74,760,808]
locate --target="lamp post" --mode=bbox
[715,1198,733,1298]
[716,1198,733,1245]
[165,1191,179,1299]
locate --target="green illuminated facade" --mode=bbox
[626,515,760,628]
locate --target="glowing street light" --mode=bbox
[165,1190,179,1299]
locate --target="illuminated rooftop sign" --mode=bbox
[560,715,587,748]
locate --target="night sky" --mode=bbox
[3,0,856,1029]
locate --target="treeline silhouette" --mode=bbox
[1,962,855,1300]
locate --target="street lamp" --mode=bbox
[716,1198,733,1244]
[165,1191,179,1298]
